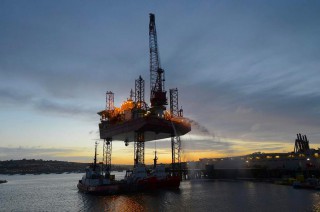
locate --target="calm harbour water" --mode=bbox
[1,173,320,211]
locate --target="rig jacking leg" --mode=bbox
[171,135,182,177]
[134,131,145,166]
[104,138,112,177]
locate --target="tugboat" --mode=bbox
[151,150,180,189]
[77,142,125,195]
[125,165,157,191]
[78,142,181,195]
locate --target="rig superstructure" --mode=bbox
[97,13,191,177]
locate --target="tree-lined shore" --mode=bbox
[0,159,131,175]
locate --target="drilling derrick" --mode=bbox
[134,76,148,116]
[170,88,179,117]
[149,13,167,115]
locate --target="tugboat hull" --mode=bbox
[77,180,125,195]
[157,176,180,189]
[135,176,158,191]
[77,179,161,195]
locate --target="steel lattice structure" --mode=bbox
[106,91,114,111]
[149,13,167,107]
[170,88,182,176]
[171,135,181,175]
[134,131,145,166]
[135,76,148,112]
[104,138,112,176]
[135,76,144,105]
[170,88,179,117]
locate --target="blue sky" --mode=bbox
[1,1,319,163]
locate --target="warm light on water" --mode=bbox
[1,173,320,211]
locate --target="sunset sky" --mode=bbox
[1,1,320,164]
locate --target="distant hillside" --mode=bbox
[0,159,132,175]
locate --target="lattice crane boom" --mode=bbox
[149,13,167,108]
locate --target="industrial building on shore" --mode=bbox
[187,134,320,179]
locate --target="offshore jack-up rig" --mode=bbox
[78,14,191,194]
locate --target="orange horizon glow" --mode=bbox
[64,145,303,165]
[13,136,316,165]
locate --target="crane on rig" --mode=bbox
[149,13,167,117]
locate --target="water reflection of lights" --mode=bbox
[312,193,320,211]
[79,192,145,211]
[103,196,144,211]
